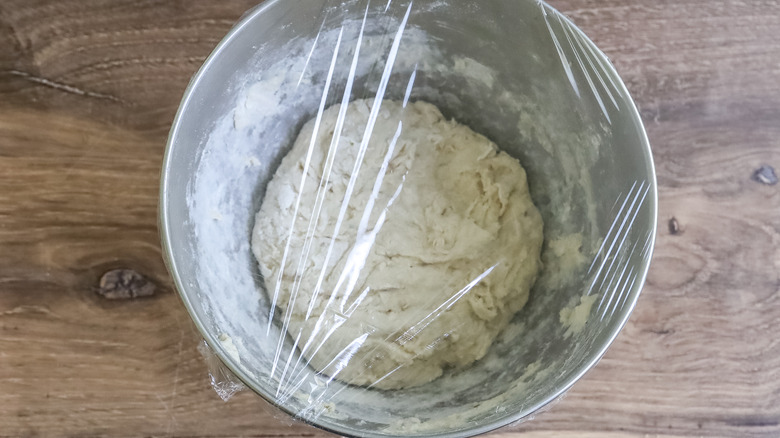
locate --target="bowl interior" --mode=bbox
[161,1,656,436]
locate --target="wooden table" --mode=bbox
[1,1,778,437]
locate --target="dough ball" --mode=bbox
[252,99,543,390]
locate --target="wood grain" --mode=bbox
[1,1,779,437]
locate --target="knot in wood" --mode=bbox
[98,269,156,300]
[752,165,778,186]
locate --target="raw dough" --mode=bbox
[559,294,598,338]
[252,99,543,389]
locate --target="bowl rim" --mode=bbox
[159,1,658,437]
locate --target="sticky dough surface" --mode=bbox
[252,99,543,389]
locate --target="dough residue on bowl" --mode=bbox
[251,98,543,390]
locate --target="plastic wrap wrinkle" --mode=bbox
[592,182,650,302]
[274,4,415,397]
[268,25,344,380]
[198,340,246,401]
[542,7,580,99]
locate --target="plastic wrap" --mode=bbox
[197,339,246,401]
[162,0,657,436]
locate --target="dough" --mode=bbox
[252,99,543,390]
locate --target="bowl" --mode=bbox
[159,0,657,436]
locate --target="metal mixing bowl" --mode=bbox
[160,1,657,436]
